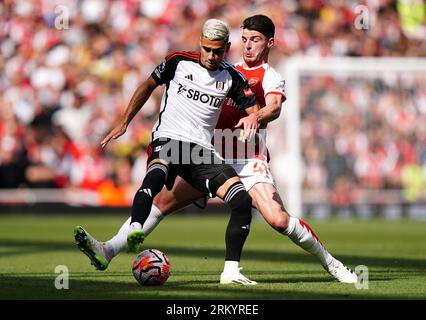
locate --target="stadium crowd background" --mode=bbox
[1,0,426,207]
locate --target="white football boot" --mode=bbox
[325,258,358,283]
[220,268,258,286]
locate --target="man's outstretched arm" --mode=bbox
[101,76,159,148]
[238,93,284,126]
[253,93,284,123]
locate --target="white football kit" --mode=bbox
[151,51,257,150]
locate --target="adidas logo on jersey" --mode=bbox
[139,188,152,197]
[185,74,193,81]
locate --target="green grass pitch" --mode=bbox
[0,213,425,299]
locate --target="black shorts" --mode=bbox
[147,137,238,197]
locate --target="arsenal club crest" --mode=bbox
[248,77,259,87]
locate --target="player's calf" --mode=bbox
[223,182,253,261]
[210,169,254,280]
[131,162,169,225]
[216,179,257,284]
[220,185,257,285]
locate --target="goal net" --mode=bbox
[269,57,426,219]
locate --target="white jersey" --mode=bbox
[151,51,257,149]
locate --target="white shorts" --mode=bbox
[230,158,275,191]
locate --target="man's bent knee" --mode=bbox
[147,158,169,168]
[209,167,241,199]
[216,177,241,198]
[223,182,252,216]
[153,189,176,215]
[269,213,289,232]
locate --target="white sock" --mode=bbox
[129,221,142,231]
[104,216,131,259]
[141,205,164,236]
[283,216,333,267]
[103,205,165,259]
[223,261,240,274]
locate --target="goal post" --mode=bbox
[269,57,426,218]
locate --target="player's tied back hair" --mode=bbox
[202,19,230,42]
[242,14,275,38]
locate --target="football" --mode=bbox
[132,249,171,286]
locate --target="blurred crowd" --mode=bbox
[1,0,425,205]
[300,75,426,205]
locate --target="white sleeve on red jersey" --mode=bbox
[262,65,286,98]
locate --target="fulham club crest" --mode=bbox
[216,81,224,90]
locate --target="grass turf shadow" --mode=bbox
[0,275,421,300]
[1,239,425,272]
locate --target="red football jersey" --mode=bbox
[214,62,286,160]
